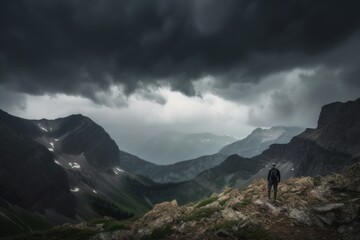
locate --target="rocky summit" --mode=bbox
[34,162,359,240]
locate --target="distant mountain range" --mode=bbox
[128,130,236,165]
[134,126,304,183]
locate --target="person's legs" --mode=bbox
[267,181,273,199]
[273,181,278,200]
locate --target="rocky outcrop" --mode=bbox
[88,163,360,240]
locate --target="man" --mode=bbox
[267,163,281,201]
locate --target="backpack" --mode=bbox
[269,168,278,181]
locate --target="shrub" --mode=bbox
[103,221,129,232]
[180,207,220,222]
[312,176,322,186]
[232,198,252,210]
[212,220,238,232]
[150,224,173,239]
[235,225,275,240]
[11,226,99,240]
[196,196,218,208]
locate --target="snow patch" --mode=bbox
[291,168,295,171]
[92,189,97,194]
[54,139,59,142]
[50,142,55,149]
[68,162,81,169]
[54,160,61,165]
[70,188,79,192]
[40,126,48,132]
[113,167,124,175]
[48,148,54,152]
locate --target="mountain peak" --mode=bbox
[317,98,360,129]
[219,126,304,158]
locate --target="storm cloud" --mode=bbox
[1,0,360,102]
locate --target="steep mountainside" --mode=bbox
[194,98,360,192]
[0,110,75,218]
[132,131,235,165]
[219,126,304,157]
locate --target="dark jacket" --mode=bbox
[268,167,281,182]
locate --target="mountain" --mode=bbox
[194,98,360,192]
[134,127,303,183]
[131,130,235,165]
[219,126,304,157]
[18,162,360,240]
[0,113,76,218]
[0,110,210,237]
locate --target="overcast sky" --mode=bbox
[1,0,360,152]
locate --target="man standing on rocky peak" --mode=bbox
[267,163,281,201]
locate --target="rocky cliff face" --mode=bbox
[260,98,360,178]
[194,98,360,192]
[51,162,360,240]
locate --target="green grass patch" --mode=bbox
[103,221,129,232]
[88,218,130,232]
[150,224,173,240]
[212,220,238,232]
[235,225,275,240]
[88,218,113,225]
[219,199,228,207]
[223,186,233,195]
[232,198,252,211]
[87,195,134,220]
[9,226,99,240]
[180,207,220,222]
[195,196,218,208]
[312,176,322,186]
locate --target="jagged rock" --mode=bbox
[90,230,131,240]
[216,229,234,238]
[313,203,345,213]
[289,208,312,226]
[221,208,247,222]
[205,201,221,208]
[337,222,360,240]
[134,200,179,235]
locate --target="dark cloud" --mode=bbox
[1,0,360,102]
[247,66,360,128]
